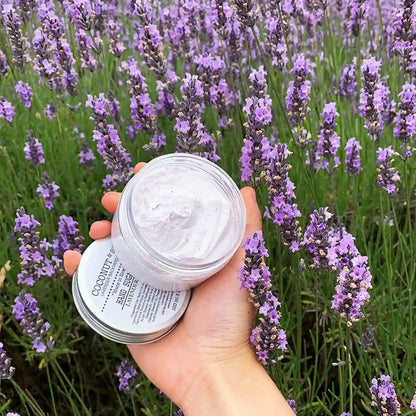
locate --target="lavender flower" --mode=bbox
[286,54,312,146]
[143,131,166,155]
[240,66,272,186]
[340,413,352,416]
[12,292,54,353]
[108,18,125,58]
[393,0,416,73]
[173,410,184,416]
[53,215,84,261]
[411,392,416,410]
[315,102,340,172]
[394,82,416,143]
[0,342,15,381]
[345,138,362,176]
[239,231,287,364]
[339,62,357,100]
[79,140,96,169]
[287,399,297,414]
[360,57,386,140]
[376,146,400,195]
[116,360,137,392]
[0,49,8,77]
[132,2,167,78]
[121,57,156,138]
[2,4,26,70]
[175,74,219,163]
[14,207,58,285]
[264,12,288,70]
[0,98,15,124]
[15,81,33,108]
[36,172,60,210]
[370,375,401,416]
[361,327,374,351]
[329,228,372,325]
[86,94,133,188]
[6,413,20,416]
[108,90,123,125]
[343,0,368,37]
[45,102,57,119]
[24,130,45,167]
[232,0,258,28]
[303,207,333,269]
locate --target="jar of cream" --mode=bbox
[111,153,246,291]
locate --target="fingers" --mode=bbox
[63,250,82,276]
[89,220,111,239]
[134,162,146,174]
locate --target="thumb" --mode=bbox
[240,186,262,237]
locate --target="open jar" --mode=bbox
[111,153,246,291]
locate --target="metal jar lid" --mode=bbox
[72,238,191,344]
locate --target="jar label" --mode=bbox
[76,238,189,334]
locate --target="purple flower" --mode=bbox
[232,0,258,28]
[175,74,219,163]
[330,228,372,325]
[264,12,288,70]
[12,292,54,353]
[121,57,156,138]
[0,342,15,381]
[0,97,15,123]
[79,140,96,169]
[132,3,167,78]
[240,66,272,186]
[340,413,352,416]
[393,82,416,142]
[303,207,333,269]
[143,131,166,155]
[239,231,287,364]
[2,4,26,69]
[411,392,416,410]
[265,144,302,253]
[86,93,133,188]
[116,360,137,392]
[345,138,362,176]
[393,0,416,73]
[36,172,60,210]
[339,62,357,100]
[343,0,368,37]
[108,91,123,125]
[315,102,340,172]
[15,81,33,108]
[14,207,58,285]
[376,146,400,195]
[360,57,387,140]
[45,102,57,119]
[286,54,312,145]
[287,399,297,414]
[173,410,184,416]
[24,130,45,167]
[107,18,125,58]
[53,215,84,261]
[370,375,401,416]
[6,413,20,416]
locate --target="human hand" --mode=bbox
[64,162,294,416]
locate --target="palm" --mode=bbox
[127,253,255,403]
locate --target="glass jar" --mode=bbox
[111,153,246,291]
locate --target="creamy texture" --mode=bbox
[130,165,234,265]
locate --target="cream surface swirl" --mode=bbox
[130,165,234,265]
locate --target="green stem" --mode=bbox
[46,364,58,416]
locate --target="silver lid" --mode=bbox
[72,238,191,344]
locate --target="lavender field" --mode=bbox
[0,0,415,415]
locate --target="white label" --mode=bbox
[77,238,189,334]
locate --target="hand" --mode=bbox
[64,162,294,416]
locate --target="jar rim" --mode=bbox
[118,153,246,273]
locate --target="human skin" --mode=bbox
[64,162,294,416]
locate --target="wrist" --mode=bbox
[179,348,293,416]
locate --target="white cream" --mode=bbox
[130,165,233,265]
